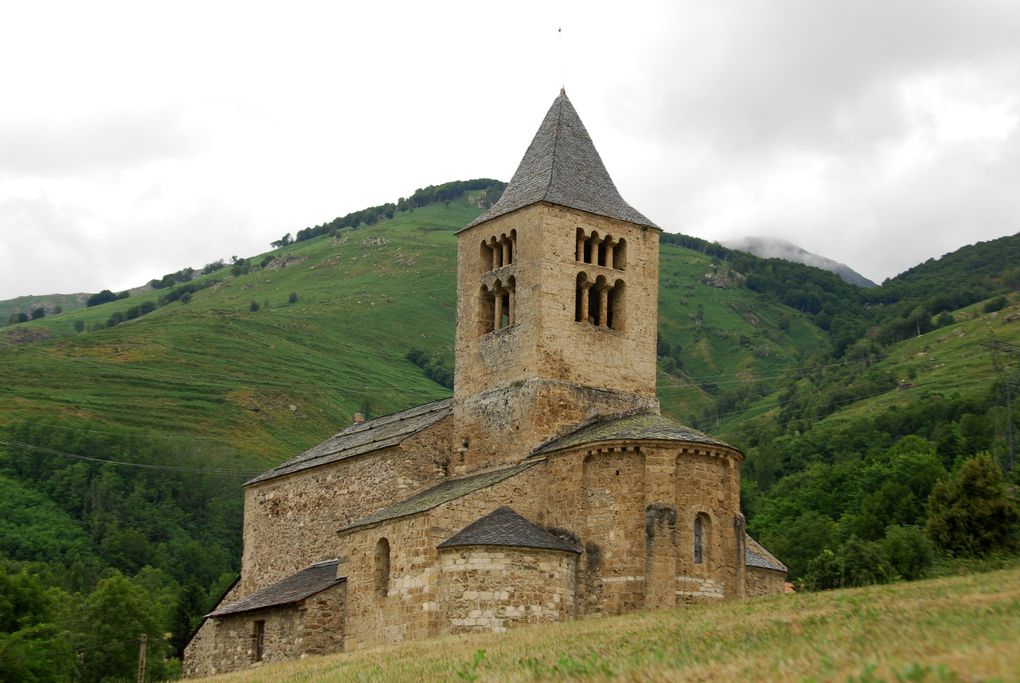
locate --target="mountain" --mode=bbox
[1,186,1018,681]
[722,235,878,288]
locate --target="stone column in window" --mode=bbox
[490,237,500,270]
[507,280,516,325]
[493,282,504,329]
[598,283,610,327]
[604,237,615,269]
[576,229,586,262]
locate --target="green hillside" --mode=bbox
[2,189,1018,682]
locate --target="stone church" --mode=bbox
[184,90,786,677]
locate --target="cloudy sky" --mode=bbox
[2,0,1018,299]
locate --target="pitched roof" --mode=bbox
[745,535,788,572]
[208,560,343,617]
[532,412,730,456]
[339,462,537,533]
[245,398,452,486]
[463,89,658,231]
[438,506,580,553]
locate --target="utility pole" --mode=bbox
[136,633,147,683]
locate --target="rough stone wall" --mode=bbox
[453,203,660,470]
[338,463,547,651]
[746,567,786,597]
[582,448,647,614]
[437,546,576,634]
[674,447,743,601]
[538,441,744,613]
[239,417,450,593]
[452,379,658,474]
[183,582,346,678]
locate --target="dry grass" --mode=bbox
[188,564,1020,682]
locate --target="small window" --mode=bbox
[375,538,390,597]
[252,620,265,661]
[694,513,710,565]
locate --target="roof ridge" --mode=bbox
[543,93,564,204]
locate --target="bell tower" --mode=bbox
[452,90,661,473]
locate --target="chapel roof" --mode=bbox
[438,506,581,553]
[245,398,452,486]
[339,461,538,533]
[463,89,658,231]
[532,411,731,456]
[745,535,788,573]
[208,560,343,617]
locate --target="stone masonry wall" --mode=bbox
[438,546,576,634]
[538,440,745,613]
[674,447,743,601]
[338,463,548,651]
[746,567,786,597]
[239,417,451,593]
[182,582,346,678]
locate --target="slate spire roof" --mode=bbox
[464,89,658,230]
[438,506,580,553]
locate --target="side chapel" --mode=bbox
[184,90,787,677]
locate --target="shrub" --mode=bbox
[882,525,936,580]
[73,320,85,332]
[983,296,1008,313]
[86,290,119,307]
[926,453,1020,557]
[249,300,260,312]
[288,292,298,304]
[29,307,45,319]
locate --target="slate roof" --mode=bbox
[245,398,452,486]
[463,89,658,231]
[532,412,730,456]
[745,535,788,572]
[208,560,343,617]
[438,506,581,553]
[340,462,538,533]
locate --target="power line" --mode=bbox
[0,438,263,477]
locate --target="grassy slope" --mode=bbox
[717,293,1020,442]
[0,199,827,468]
[0,292,90,322]
[187,562,1020,682]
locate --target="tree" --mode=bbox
[73,572,170,683]
[0,567,74,682]
[169,582,206,658]
[926,453,1020,556]
[30,307,45,320]
[882,525,935,580]
[86,290,119,307]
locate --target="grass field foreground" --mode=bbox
[189,563,1020,682]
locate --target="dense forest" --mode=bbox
[1,189,1018,681]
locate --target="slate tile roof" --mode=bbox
[745,535,788,572]
[208,560,343,617]
[532,412,729,456]
[245,398,452,486]
[438,506,581,553]
[463,89,658,231]
[340,461,537,533]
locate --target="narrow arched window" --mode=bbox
[613,238,627,271]
[693,513,711,565]
[575,272,590,323]
[479,285,495,336]
[480,240,494,274]
[608,279,625,331]
[375,537,390,597]
[694,516,703,564]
